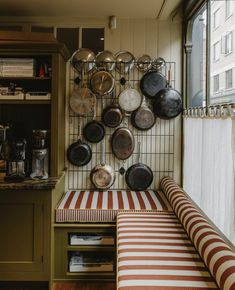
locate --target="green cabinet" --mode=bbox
[0,189,50,280]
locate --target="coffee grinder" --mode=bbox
[5,138,27,182]
[30,129,49,180]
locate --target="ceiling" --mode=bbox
[0,0,183,19]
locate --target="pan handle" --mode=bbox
[137,141,141,163]
[101,139,105,166]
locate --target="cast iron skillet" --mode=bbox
[67,118,92,166]
[111,127,135,160]
[139,57,167,99]
[152,69,182,119]
[125,142,153,190]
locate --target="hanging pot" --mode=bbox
[111,127,135,160]
[131,96,156,130]
[67,118,92,166]
[135,54,152,72]
[115,51,135,74]
[125,141,153,190]
[153,68,182,119]
[90,70,115,97]
[90,140,115,190]
[140,57,167,99]
[71,48,95,74]
[96,50,115,71]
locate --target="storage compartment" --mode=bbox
[69,233,114,246]
[54,226,116,280]
[68,251,114,273]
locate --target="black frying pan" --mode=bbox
[139,57,167,99]
[83,100,105,143]
[153,69,182,119]
[125,142,153,190]
[67,118,92,166]
[102,104,123,128]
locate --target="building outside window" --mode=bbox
[187,0,235,106]
[225,69,233,89]
[225,0,232,19]
[214,74,220,92]
[213,41,220,61]
[224,31,233,54]
[213,8,220,29]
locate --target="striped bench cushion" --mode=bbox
[56,190,172,222]
[117,212,219,290]
[161,177,235,290]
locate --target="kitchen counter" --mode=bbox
[0,171,65,190]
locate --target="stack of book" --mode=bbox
[0,58,35,77]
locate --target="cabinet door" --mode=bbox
[0,190,48,280]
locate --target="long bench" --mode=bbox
[117,177,235,290]
[55,178,235,289]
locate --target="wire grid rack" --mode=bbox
[66,60,176,190]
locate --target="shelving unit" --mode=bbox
[0,40,69,285]
[54,225,116,281]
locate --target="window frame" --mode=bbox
[185,0,235,108]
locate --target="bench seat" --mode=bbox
[55,190,172,222]
[117,211,219,289]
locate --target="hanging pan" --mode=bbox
[67,118,92,166]
[131,96,156,130]
[96,50,115,71]
[125,141,153,190]
[111,126,135,160]
[153,67,182,119]
[118,83,142,114]
[115,51,135,75]
[140,57,167,99]
[90,140,115,190]
[90,69,115,97]
[102,103,123,128]
[71,48,95,74]
[83,98,105,143]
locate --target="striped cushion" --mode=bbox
[117,212,219,290]
[56,190,172,222]
[161,177,235,290]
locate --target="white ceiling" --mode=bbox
[0,0,183,19]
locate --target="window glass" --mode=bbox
[188,5,207,107]
[210,0,235,104]
[82,28,104,54]
[57,28,79,57]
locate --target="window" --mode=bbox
[225,0,232,18]
[224,31,232,54]
[213,74,220,92]
[213,41,220,61]
[225,69,233,89]
[213,9,220,29]
[187,5,207,107]
[186,0,235,106]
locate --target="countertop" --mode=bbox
[0,172,65,190]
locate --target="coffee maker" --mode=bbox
[4,138,27,182]
[30,129,49,180]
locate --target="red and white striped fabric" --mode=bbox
[56,190,172,222]
[161,176,235,290]
[117,212,219,290]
